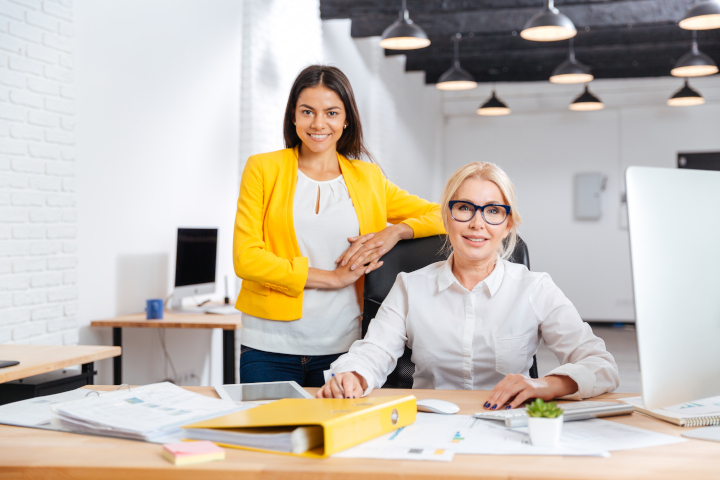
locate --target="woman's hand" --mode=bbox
[482,374,579,410]
[336,224,414,274]
[316,372,367,399]
[305,255,382,290]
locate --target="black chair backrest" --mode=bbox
[362,235,537,389]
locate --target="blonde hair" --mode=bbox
[439,162,522,261]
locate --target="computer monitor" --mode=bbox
[626,166,720,410]
[170,228,218,309]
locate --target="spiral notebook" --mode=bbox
[621,396,720,427]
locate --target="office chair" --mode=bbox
[362,235,538,389]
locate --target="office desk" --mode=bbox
[0,345,121,404]
[1,386,719,480]
[0,344,121,384]
[91,312,242,385]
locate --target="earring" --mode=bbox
[344,124,347,129]
[293,122,296,125]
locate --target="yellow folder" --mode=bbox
[184,395,417,458]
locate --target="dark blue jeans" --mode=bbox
[239,345,344,388]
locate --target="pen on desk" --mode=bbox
[331,373,346,398]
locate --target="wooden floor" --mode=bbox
[537,323,641,393]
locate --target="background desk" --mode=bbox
[0,345,120,404]
[1,387,719,480]
[91,313,242,385]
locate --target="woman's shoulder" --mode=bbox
[249,148,295,164]
[501,259,553,286]
[341,155,382,177]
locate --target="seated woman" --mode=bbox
[317,162,619,410]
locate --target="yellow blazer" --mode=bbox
[233,148,445,321]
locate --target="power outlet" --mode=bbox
[176,372,201,386]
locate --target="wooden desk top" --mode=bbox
[1,386,719,479]
[0,345,121,384]
[91,311,242,330]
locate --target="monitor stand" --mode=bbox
[682,426,720,443]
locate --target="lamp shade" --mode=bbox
[436,34,477,91]
[670,42,719,77]
[679,1,720,30]
[436,63,478,90]
[477,91,511,116]
[549,56,593,84]
[667,80,705,106]
[569,85,604,111]
[521,0,576,42]
[379,9,431,50]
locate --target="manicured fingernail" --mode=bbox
[342,261,347,266]
[377,241,384,245]
[351,265,356,270]
[483,402,490,408]
[368,234,374,237]
[506,405,511,410]
[381,249,386,253]
[492,404,497,410]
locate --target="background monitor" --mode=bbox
[626,166,720,409]
[171,228,218,309]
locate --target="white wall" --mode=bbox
[0,0,78,346]
[443,77,720,321]
[74,0,243,384]
[323,20,444,201]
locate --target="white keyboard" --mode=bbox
[473,400,634,428]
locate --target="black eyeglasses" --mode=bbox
[449,201,511,225]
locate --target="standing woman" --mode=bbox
[233,65,444,387]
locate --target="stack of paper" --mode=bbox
[50,382,240,443]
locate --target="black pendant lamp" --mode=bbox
[521,0,576,42]
[436,34,477,91]
[477,89,511,116]
[569,85,604,111]
[667,79,706,107]
[379,0,431,50]
[679,0,720,30]
[549,38,593,84]
[671,31,719,77]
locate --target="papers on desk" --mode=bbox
[49,382,240,443]
[0,387,90,429]
[333,413,686,461]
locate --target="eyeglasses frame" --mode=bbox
[448,200,512,225]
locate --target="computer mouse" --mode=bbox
[416,399,460,415]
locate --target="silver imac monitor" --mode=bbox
[171,228,218,309]
[626,166,720,410]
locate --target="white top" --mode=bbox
[329,257,620,399]
[241,171,362,355]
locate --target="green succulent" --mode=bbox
[525,398,563,418]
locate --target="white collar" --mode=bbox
[437,253,505,296]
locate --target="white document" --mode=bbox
[334,413,607,459]
[514,418,686,452]
[336,413,686,460]
[50,382,239,441]
[0,388,91,428]
[334,444,455,462]
[661,396,720,416]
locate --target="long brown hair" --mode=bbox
[283,65,374,162]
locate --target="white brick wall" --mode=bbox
[239,0,323,168]
[0,0,77,346]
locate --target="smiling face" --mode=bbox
[447,176,512,267]
[294,86,347,156]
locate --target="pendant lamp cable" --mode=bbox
[454,33,461,66]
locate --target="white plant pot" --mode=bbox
[528,415,563,447]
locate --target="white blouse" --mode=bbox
[329,256,619,399]
[241,171,361,355]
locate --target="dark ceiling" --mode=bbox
[320,0,720,84]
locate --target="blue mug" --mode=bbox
[146,299,164,320]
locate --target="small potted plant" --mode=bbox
[526,399,564,447]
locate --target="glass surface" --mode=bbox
[450,201,510,224]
